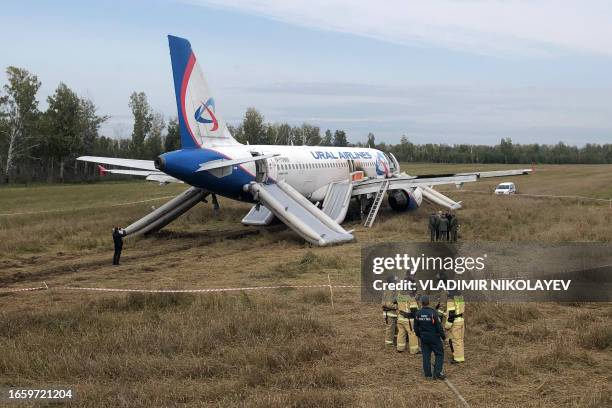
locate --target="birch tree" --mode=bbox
[1,67,41,183]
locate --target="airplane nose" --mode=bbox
[154,156,165,171]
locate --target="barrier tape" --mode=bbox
[444,378,471,408]
[0,286,48,293]
[0,196,176,217]
[0,283,361,294]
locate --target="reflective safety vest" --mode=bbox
[396,294,419,321]
[445,295,465,329]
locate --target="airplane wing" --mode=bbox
[353,174,477,194]
[457,168,532,178]
[353,168,531,211]
[98,168,155,177]
[411,168,532,180]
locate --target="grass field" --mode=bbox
[1,164,611,407]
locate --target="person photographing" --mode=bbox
[112,226,126,265]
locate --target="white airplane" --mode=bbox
[79,35,531,246]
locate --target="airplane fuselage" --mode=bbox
[158,144,395,203]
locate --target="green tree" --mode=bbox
[145,112,165,158]
[302,124,321,146]
[164,117,180,152]
[79,98,108,156]
[128,91,153,158]
[333,129,348,147]
[500,137,514,164]
[276,123,291,145]
[289,126,302,145]
[240,107,266,144]
[264,124,277,145]
[366,132,376,147]
[321,129,333,146]
[1,66,41,183]
[44,83,83,182]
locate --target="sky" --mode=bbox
[1,0,611,145]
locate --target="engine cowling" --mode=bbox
[388,188,422,212]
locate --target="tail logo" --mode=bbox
[194,97,219,131]
[375,152,390,176]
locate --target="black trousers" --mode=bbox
[113,245,122,265]
[420,334,444,377]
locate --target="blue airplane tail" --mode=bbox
[168,35,238,149]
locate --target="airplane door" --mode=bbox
[251,151,268,183]
[387,152,400,175]
[347,159,355,173]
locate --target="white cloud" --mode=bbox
[188,0,612,57]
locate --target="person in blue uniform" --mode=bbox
[413,295,446,380]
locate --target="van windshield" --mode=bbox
[497,185,510,189]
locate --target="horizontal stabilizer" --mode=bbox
[197,154,279,172]
[98,168,157,177]
[77,156,157,171]
[145,174,183,184]
[78,156,181,183]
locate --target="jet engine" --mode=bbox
[388,188,422,212]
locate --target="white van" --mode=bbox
[494,182,516,195]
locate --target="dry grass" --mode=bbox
[255,251,342,280]
[0,292,340,406]
[578,326,612,350]
[1,164,611,407]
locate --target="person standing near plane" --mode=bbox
[396,292,421,354]
[382,276,399,347]
[445,291,465,364]
[414,295,446,380]
[112,226,126,265]
[428,212,437,242]
[438,212,449,241]
[450,213,459,242]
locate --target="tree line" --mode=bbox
[0,67,181,183]
[2,66,611,183]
